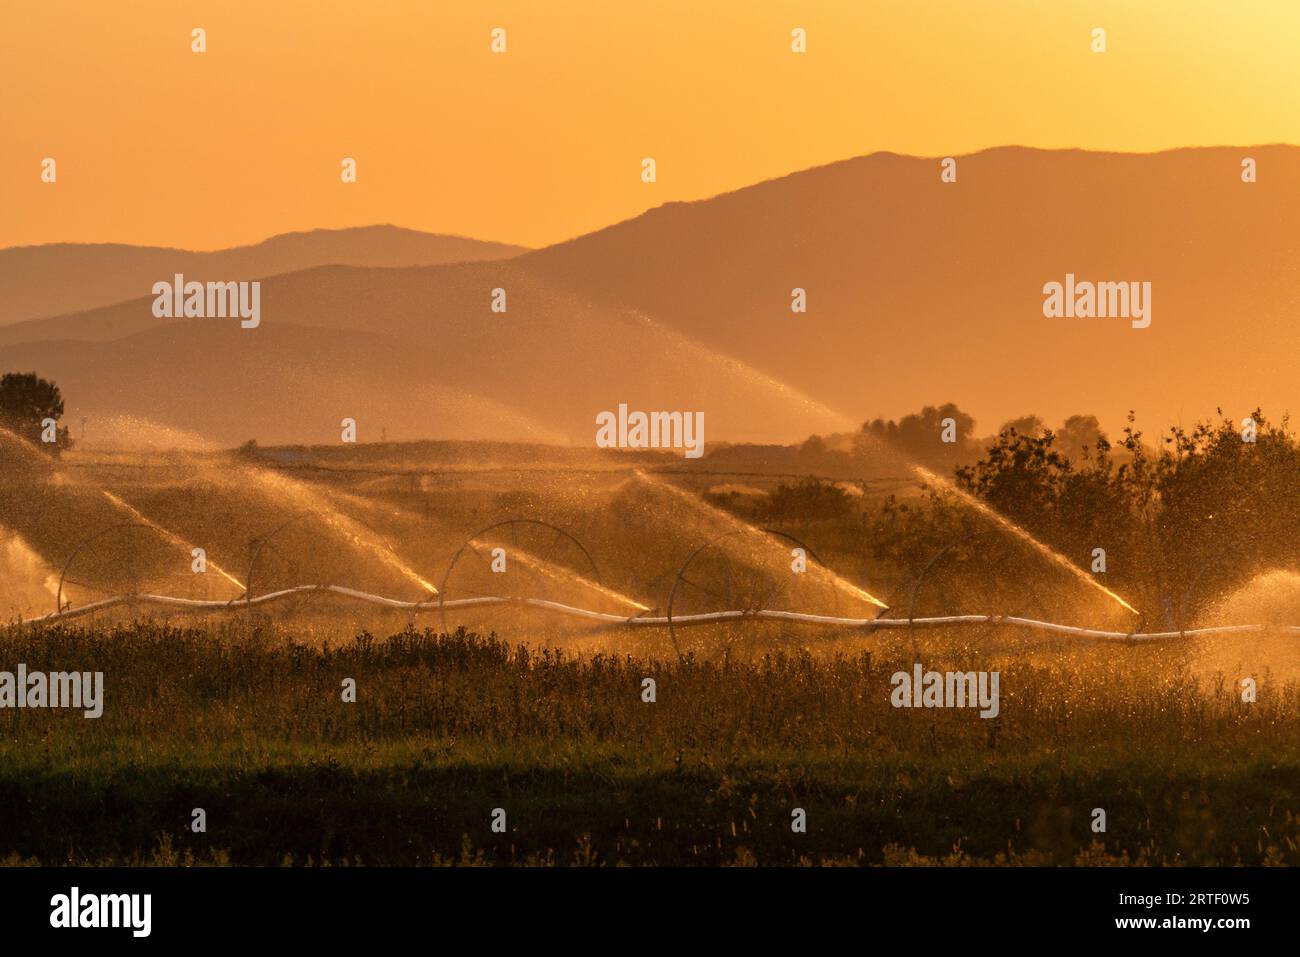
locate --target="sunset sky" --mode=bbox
[3,0,1298,250]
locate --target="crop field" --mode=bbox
[1,618,1296,866]
[3,435,1298,866]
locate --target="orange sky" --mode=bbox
[3,0,1298,250]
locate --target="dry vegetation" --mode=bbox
[0,617,1296,866]
[3,414,1299,866]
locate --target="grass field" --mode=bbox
[1,617,1296,866]
[4,436,1300,867]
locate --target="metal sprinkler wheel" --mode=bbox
[241,515,309,610]
[665,528,853,658]
[883,533,1055,635]
[240,513,432,616]
[56,522,187,615]
[437,519,604,634]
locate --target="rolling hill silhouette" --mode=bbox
[4,146,1298,446]
[521,145,1300,435]
[1,263,851,446]
[0,225,526,326]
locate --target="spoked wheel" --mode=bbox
[665,528,864,658]
[56,522,192,615]
[437,519,616,635]
[240,513,432,617]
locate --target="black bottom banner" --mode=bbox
[0,865,1277,944]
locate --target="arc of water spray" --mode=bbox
[632,469,888,609]
[99,490,247,593]
[465,535,649,612]
[906,463,1139,615]
[232,467,440,595]
[303,487,626,606]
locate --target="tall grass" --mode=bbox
[0,620,1295,865]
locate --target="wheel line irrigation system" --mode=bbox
[7,515,1285,647]
[10,585,1290,646]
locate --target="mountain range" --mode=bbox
[3,146,1297,448]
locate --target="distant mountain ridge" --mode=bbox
[0,225,526,326]
[0,262,852,446]
[4,146,1299,446]
[520,144,1300,434]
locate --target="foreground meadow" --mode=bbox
[0,617,1295,866]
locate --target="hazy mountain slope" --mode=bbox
[8,147,1300,446]
[521,146,1300,433]
[2,266,852,445]
[0,225,526,326]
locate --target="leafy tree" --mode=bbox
[765,479,856,523]
[939,408,1300,625]
[1056,413,1106,463]
[997,414,1045,438]
[0,371,72,454]
[799,434,828,455]
[858,402,980,467]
